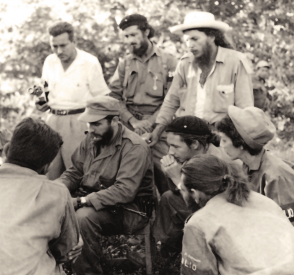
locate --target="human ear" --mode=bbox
[3,142,10,157]
[144,29,150,37]
[191,140,200,150]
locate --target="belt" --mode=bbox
[51,108,85,116]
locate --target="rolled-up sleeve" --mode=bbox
[181,224,218,275]
[88,59,110,96]
[58,139,87,193]
[156,62,185,126]
[87,144,152,211]
[234,59,254,108]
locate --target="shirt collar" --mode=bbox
[246,149,265,171]
[0,163,38,176]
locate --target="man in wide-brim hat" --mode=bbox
[145,11,254,148]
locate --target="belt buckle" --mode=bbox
[57,110,67,115]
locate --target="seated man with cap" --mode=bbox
[57,96,154,275]
[216,106,294,226]
[151,116,240,256]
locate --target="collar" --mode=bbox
[129,42,161,61]
[246,149,265,171]
[0,163,38,176]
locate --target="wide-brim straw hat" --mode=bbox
[170,11,230,36]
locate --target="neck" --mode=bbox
[238,150,257,167]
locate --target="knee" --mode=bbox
[160,190,177,205]
[75,207,95,230]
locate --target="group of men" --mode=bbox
[0,10,289,275]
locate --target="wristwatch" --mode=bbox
[80,197,87,206]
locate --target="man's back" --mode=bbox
[0,163,79,275]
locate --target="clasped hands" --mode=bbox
[160,155,182,185]
[129,117,153,136]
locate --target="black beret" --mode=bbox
[166,116,211,136]
[119,14,148,30]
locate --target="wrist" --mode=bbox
[129,117,138,127]
[153,124,166,136]
[80,197,88,207]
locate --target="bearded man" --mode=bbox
[146,11,254,147]
[57,96,154,275]
[109,14,178,195]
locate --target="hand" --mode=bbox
[67,235,84,263]
[72,198,78,210]
[129,117,153,134]
[141,132,153,144]
[160,155,182,184]
[35,101,50,112]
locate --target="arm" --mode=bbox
[86,145,152,211]
[109,60,135,123]
[58,138,87,192]
[48,189,80,263]
[155,61,185,126]
[234,59,254,108]
[181,224,218,275]
[88,59,110,96]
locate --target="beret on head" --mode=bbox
[228,106,276,150]
[166,116,211,136]
[119,14,148,30]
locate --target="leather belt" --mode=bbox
[51,108,85,116]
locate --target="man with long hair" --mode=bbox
[109,14,178,194]
[145,11,253,147]
[180,154,294,274]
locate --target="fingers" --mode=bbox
[161,155,175,167]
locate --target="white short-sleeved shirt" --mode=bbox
[42,49,110,109]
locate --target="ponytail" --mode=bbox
[182,155,250,206]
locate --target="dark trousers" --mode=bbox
[152,190,191,251]
[74,205,147,275]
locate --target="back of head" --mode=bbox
[182,154,250,206]
[6,118,63,171]
[166,116,219,147]
[48,21,75,42]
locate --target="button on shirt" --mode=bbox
[109,45,177,124]
[42,49,110,110]
[0,163,79,275]
[181,191,294,275]
[156,46,254,126]
[243,149,294,225]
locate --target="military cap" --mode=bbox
[256,60,270,70]
[228,106,276,150]
[119,14,148,30]
[78,96,120,123]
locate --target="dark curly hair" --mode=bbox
[216,115,262,156]
[184,28,234,49]
[48,21,75,42]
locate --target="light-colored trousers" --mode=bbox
[46,113,87,180]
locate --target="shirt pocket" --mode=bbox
[145,70,164,98]
[99,176,116,189]
[212,83,235,113]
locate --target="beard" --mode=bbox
[193,41,212,67]
[132,38,149,57]
[91,125,114,147]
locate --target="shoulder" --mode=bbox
[43,53,56,66]
[78,49,100,65]
[220,47,252,74]
[121,126,150,151]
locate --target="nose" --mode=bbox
[186,39,195,49]
[88,124,94,133]
[219,139,224,148]
[57,47,63,54]
[168,147,175,156]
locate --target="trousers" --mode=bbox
[152,190,191,251]
[46,113,87,180]
[74,203,148,275]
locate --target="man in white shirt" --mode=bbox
[36,21,110,180]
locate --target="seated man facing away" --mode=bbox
[57,96,154,275]
[0,118,80,275]
[180,154,294,275]
[152,116,240,255]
